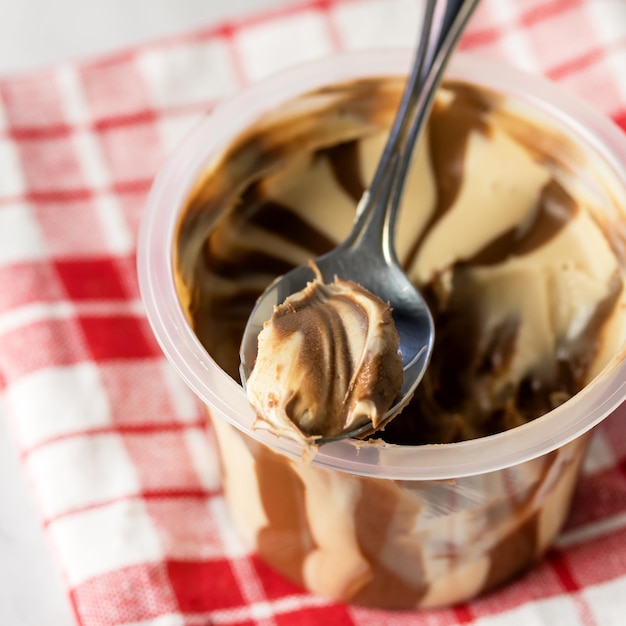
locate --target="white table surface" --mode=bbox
[0,2,293,624]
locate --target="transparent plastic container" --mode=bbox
[137,50,626,609]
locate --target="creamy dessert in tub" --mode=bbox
[173,74,626,607]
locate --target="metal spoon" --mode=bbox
[240,0,480,443]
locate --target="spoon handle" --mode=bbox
[368,0,439,200]
[344,0,480,261]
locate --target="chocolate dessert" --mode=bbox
[171,73,626,608]
[246,264,403,446]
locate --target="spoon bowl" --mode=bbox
[239,191,435,443]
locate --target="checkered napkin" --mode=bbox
[1,0,626,624]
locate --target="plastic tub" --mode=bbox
[137,50,626,608]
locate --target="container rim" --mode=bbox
[137,49,626,480]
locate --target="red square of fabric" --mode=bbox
[56,258,130,301]
[274,605,355,626]
[77,315,158,361]
[166,559,245,612]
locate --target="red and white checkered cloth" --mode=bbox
[1,0,626,624]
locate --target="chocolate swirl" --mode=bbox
[246,268,403,445]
